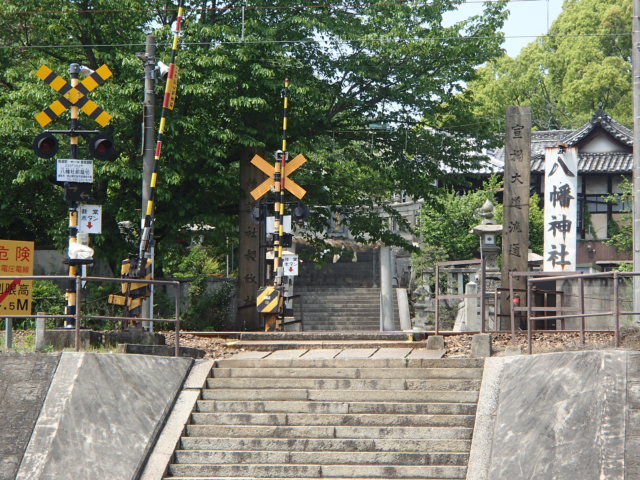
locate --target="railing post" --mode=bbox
[175,281,181,357]
[613,272,620,347]
[527,277,533,355]
[509,273,516,345]
[494,289,498,333]
[480,257,486,333]
[75,275,82,352]
[558,291,565,331]
[579,277,585,345]
[434,265,440,335]
[5,318,12,349]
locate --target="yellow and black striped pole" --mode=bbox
[111,3,184,318]
[138,3,184,265]
[65,63,81,327]
[273,79,290,288]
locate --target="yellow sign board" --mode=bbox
[250,153,307,200]
[0,240,35,315]
[35,64,113,128]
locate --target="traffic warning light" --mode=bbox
[292,202,309,222]
[89,133,117,161]
[33,132,59,158]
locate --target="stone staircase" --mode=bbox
[164,353,484,480]
[294,287,400,331]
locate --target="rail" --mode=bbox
[1,275,182,356]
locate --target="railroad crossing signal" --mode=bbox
[35,64,113,128]
[250,153,307,200]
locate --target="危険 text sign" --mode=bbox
[0,240,35,315]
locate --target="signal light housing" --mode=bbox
[292,202,309,222]
[89,133,117,161]
[33,132,59,158]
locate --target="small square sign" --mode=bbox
[78,204,102,234]
[282,255,298,276]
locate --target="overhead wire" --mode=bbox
[0,31,630,50]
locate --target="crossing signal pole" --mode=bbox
[34,62,116,327]
[251,80,308,329]
[109,2,185,320]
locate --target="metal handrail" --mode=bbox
[1,274,182,356]
[519,270,636,354]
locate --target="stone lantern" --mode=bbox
[470,199,502,288]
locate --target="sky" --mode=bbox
[446,0,565,57]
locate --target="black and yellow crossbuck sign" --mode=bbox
[250,153,307,200]
[35,65,113,128]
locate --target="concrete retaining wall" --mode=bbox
[468,350,639,480]
[0,353,60,480]
[15,352,192,480]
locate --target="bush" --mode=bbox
[182,280,235,331]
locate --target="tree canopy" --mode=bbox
[0,0,509,272]
[467,0,632,131]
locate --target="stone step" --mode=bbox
[214,358,481,368]
[227,333,423,342]
[300,306,383,312]
[189,412,475,428]
[185,424,474,440]
[211,367,483,379]
[301,326,385,331]
[228,341,418,351]
[166,477,458,480]
[173,450,469,466]
[201,388,480,403]
[167,463,467,479]
[195,400,477,415]
[179,437,473,453]
[206,377,481,391]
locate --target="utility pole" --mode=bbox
[633,0,640,321]
[140,35,156,330]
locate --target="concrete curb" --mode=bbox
[139,358,214,480]
[466,356,511,480]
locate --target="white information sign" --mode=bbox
[282,255,299,276]
[266,215,292,234]
[78,204,102,234]
[543,147,577,272]
[57,159,94,183]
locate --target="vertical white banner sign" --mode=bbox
[544,147,578,271]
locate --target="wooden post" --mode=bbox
[238,149,264,330]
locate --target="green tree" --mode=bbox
[0,0,508,272]
[415,176,544,265]
[604,176,632,254]
[416,176,503,264]
[467,0,632,131]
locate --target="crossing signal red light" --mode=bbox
[292,202,309,221]
[89,133,117,161]
[33,132,59,158]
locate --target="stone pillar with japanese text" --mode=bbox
[238,149,263,330]
[543,146,578,272]
[500,106,531,328]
